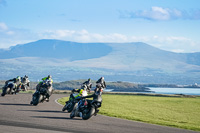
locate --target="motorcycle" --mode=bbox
[70,87,103,120]
[30,80,53,106]
[1,82,19,96]
[62,88,88,113]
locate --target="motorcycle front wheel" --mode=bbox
[62,101,69,112]
[70,110,75,119]
[32,94,41,106]
[1,87,9,96]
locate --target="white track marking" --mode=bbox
[55,98,64,106]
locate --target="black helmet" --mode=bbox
[81,84,87,90]
[88,78,91,81]
[24,75,28,78]
[48,75,52,79]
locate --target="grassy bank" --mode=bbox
[58,94,200,131]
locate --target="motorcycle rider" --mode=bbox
[5,76,22,93]
[82,78,92,92]
[35,75,53,101]
[62,84,88,112]
[96,77,106,90]
[72,84,88,99]
[21,75,30,91]
[36,75,53,89]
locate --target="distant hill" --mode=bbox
[0,39,112,61]
[53,80,150,92]
[0,39,200,84]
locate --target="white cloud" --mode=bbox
[6,31,14,35]
[0,22,38,48]
[41,29,129,43]
[171,49,185,53]
[106,33,128,42]
[120,7,200,21]
[149,7,171,20]
[144,36,199,53]
[0,22,8,31]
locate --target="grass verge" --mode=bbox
[58,94,200,131]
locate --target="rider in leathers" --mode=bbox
[5,76,22,93]
[82,87,103,103]
[21,75,30,91]
[95,77,106,92]
[35,75,53,101]
[71,84,88,99]
[82,78,92,92]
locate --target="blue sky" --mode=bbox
[0,0,200,53]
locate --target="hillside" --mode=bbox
[0,39,112,61]
[0,39,200,84]
[53,80,150,92]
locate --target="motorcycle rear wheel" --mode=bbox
[82,107,95,120]
[70,110,75,119]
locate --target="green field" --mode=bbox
[58,94,200,131]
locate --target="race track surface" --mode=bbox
[0,93,198,133]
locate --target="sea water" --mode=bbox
[148,87,200,95]
[104,88,200,95]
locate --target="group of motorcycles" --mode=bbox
[1,76,30,97]
[1,77,53,106]
[1,77,105,120]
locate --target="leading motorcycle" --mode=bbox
[30,79,53,106]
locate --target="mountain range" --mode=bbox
[0,39,200,84]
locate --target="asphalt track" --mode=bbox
[0,93,198,133]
